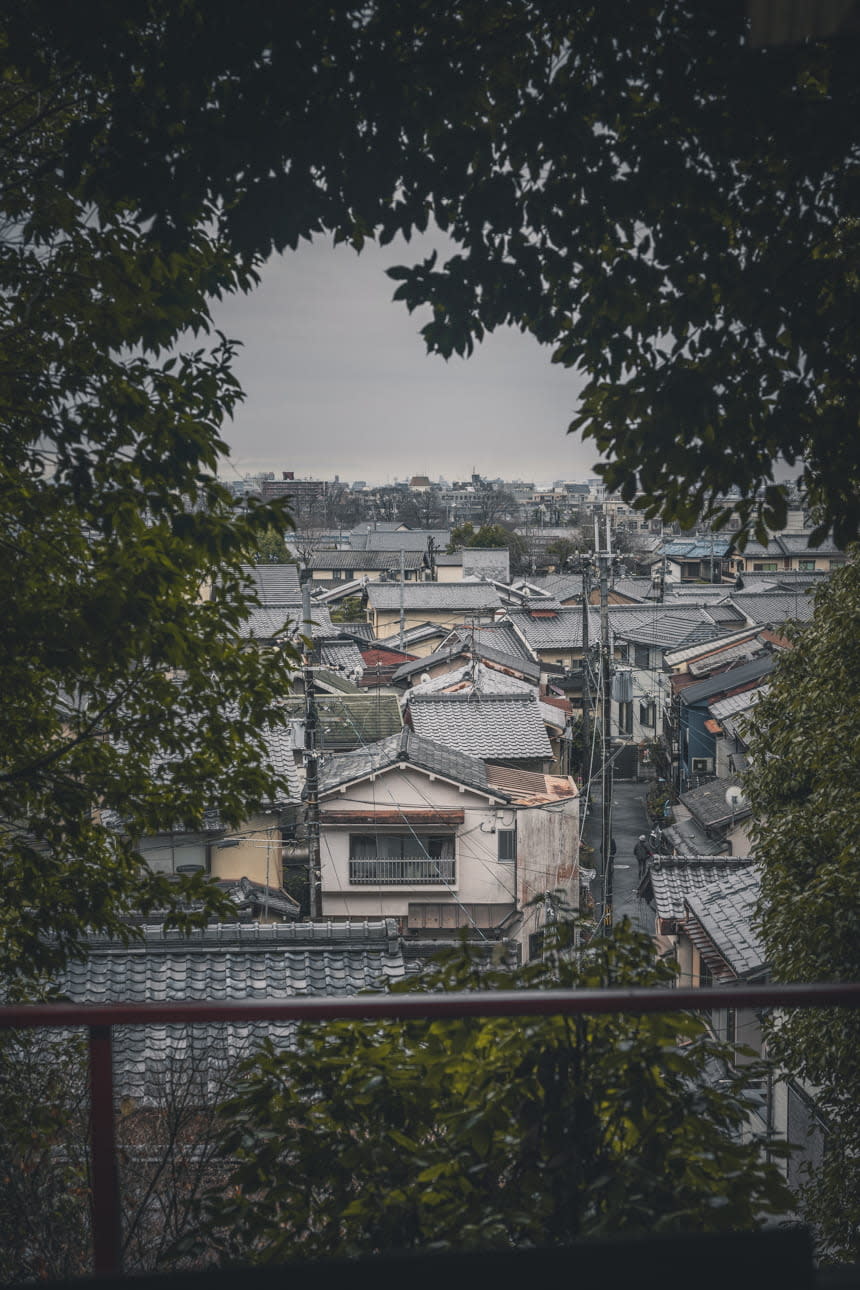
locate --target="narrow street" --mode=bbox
[582,773,655,935]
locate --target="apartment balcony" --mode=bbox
[348,857,456,884]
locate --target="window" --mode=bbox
[138,836,208,875]
[639,701,656,728]
[497,828,517,862]
[618,701,633,736]
[348,833,455,884]
[797,560,816,571]
[633,643,650,670]
[725,1007,737,1045]
[752,561,778,571]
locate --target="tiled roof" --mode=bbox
[523,575,582,602]
[367,583,502,611]
[505,607,601,650]
[454,623,537,662]
[317,728,502,799]
[687,637,765,676]
[312,668,362,695]
[260,726,304,803]
[376,621,449,647]
[680,776,750,830]
[319,640,365,676]
[282,694,402,750]
[684,866,765,978]
[664,627,762,668]
[240,562,302,606]
[309,550,424,571]
[240,603,334,641]
[407,693,554,762]
[725,591,816,626]
[393,643,540,686]
[58,921,408,1101]
[407,662,535,699]
[608,605,724,649]
[649,856,756,923]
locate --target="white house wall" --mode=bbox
[320,766,516,919]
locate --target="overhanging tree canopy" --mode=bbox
[8,0,860,542]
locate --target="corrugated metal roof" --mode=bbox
[680,655,776,706]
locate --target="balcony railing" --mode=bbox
[2,982,860,1280]
[349,856,456,884]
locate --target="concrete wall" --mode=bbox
[209,812,283,887]
[516,796,580,951]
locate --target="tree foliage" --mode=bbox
[447,522,511,551]
[745,549,860,1262]
[196,919,792,1264]
[10,2,860,543]
[0,34,299,989]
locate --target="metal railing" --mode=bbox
[2,982,860,1279]
[348,856,456,884]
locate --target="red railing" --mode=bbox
[3,982,860,1279]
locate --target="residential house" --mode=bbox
[726,533,846,576]
[660,863,827,1192]
[308,550,426,582]
[136,727,303,894]
[664,635,777,786]
[653,537,733,583]
[608,603,726,751]
[707,685,770,778]
[315,728,578,960]
[365,582,503,640]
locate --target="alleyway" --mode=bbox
[582,773,656,934]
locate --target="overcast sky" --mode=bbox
[209,232,598,488]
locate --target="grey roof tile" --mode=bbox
[316,728,502,799]
[680,777,750,830]
[240,563,302,606]
[679,655,776,706]
[505,607,601,650]
[367,583,502,611]
[58,921,410,1101]
[684,866,765,977]
[724,591,816,625]
[407,693,554,762]
[649,856,756,923]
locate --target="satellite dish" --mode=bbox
[725,785,746,810]
[420,672,431,685]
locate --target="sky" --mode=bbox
[209,232,598,489]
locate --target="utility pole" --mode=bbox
[580,555,592,789]
[302,582,323,919]
[399,547,406,651]
[598,517,614,934]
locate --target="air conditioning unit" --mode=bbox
[691,757,714,774]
